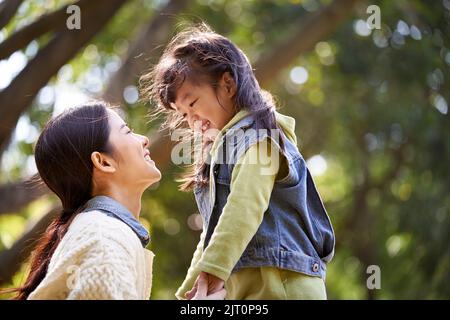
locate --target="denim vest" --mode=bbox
[84,195,150,248]
[194,115,335,279]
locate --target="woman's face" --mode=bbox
[105,109,161,189]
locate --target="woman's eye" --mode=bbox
[182,113,187,119]
[127,128,134,134]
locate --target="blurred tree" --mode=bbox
[0,0,356,286]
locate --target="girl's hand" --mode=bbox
[186,272,226,300]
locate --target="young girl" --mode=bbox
[1,101,224,300]
[141,25,335,300]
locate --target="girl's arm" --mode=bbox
[196,139,281,281]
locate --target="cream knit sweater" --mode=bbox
[28,210,154,300]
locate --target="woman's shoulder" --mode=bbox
[60,210,142,258]
[76,209,139,240]
[32,210,148,300]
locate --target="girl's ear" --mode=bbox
[91,151,116,173]
[221,72,237,97]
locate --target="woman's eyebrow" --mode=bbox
[120,123,128,130]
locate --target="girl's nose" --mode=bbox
[190,114,200,129]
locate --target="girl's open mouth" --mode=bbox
[201,120,211,133]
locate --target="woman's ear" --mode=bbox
[221,72,237,98]
[91,151,116,173]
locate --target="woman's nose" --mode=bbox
[140,135,149,148]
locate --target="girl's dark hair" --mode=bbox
[140,23,282,190]
[4,101,113,299]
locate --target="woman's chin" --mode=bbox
[144,167,162,186]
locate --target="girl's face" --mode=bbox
[95,109,161,190]
[171,73,237,133]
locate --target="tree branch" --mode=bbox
[0,205,60,285]
[102,0,190,104]
[254,0,357,86]
[0,0,99,61]
[0,0,24,31]
[0,174,49,216]
[0,0,128,154]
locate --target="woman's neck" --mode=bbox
[93,185,142,219]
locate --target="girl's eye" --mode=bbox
[182,113,187,119]
[189,98,198,107]
[127,128,134,134]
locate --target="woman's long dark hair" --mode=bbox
[140,23,283,191]
[4,101,113,299]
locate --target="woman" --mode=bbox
[2,101,225,300]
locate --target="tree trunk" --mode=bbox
[0,0,128,154]
[0,0,95,60]
[0,0,24,30]
[0,174,48,215]
[0,205,60,285]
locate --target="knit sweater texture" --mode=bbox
[28,210,154,300]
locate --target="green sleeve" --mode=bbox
[196,139,279,281]
[175,228,206,300]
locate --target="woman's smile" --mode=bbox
[144,149,155,164]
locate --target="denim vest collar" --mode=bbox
[84,195,150,247]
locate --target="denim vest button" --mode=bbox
[312,263,319,272]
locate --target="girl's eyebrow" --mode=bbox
[181,92,192,104]
[119,123,128,130]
